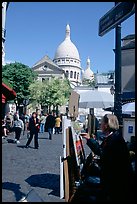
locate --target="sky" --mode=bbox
[5,2,135,73]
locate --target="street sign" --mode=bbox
[99,2,135,36]
[23,99,29,106]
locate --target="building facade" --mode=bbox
[32,55,66,81]
[2,2,9,66]
[121,34,135,102]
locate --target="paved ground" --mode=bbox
[2,131,90,202]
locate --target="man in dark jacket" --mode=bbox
[45,112,55,140]
[80,114,133,202]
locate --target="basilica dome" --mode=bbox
[54,24,80,60]
[82,57,94,81]
[53,24,81,88]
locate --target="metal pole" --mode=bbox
[114,2,123,133]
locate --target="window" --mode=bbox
[74,71,76,79]
[66,70,69,78]
[43,65,48,70]
[77,72,79,80]
[70,71,73,78]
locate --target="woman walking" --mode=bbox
[25,112,40,149]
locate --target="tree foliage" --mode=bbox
[2,62,37,104]
[29,77,71,110]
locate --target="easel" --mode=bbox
[62,91,85,202]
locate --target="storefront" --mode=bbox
[2,82,16,118]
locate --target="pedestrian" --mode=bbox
[4,112,13,134]
[59,114,63,133]
[45,111,55,140]
[25,113,30,131]
[2,119,8,138]
[13,115,24,144]
[55,115,61,134]
[25,112,40,149]
[20,113,26,135]
[39,113,47,133]
[80,114,133,202]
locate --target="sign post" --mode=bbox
[99,2,135,36]
[98,2,135,131]
[114,22,123,133]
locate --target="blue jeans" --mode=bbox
[40,123,45,133]
[48,128,53,140]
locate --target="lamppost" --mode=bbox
[23,98,29,114]
[114,2,123,134]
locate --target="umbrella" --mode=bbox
[78,90,114,109]
[122,102,135,114]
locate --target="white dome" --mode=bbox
[83,69,94,80]
[82,57,94,80]
[54,24,80,60]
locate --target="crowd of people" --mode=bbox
[2,111,63,148]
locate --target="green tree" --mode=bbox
[29,80,44,106]
[29,77,71,113]
[2,77,13,89]
[2,62,37,106]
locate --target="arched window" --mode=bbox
[74,71,76,79]
[66,70,69,78]
[70,71,73,78]
[77,72,79,80]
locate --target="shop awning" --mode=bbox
[2,94,6,103]
[2,82,16,103]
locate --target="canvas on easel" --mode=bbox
[61,116,86,202]
[65,126,86,202]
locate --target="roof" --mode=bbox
[121,40,135,50]
[122,34,135,41]
[32,55,65,74]
[32,55,59,68]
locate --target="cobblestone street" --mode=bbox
[2,131,66,202]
